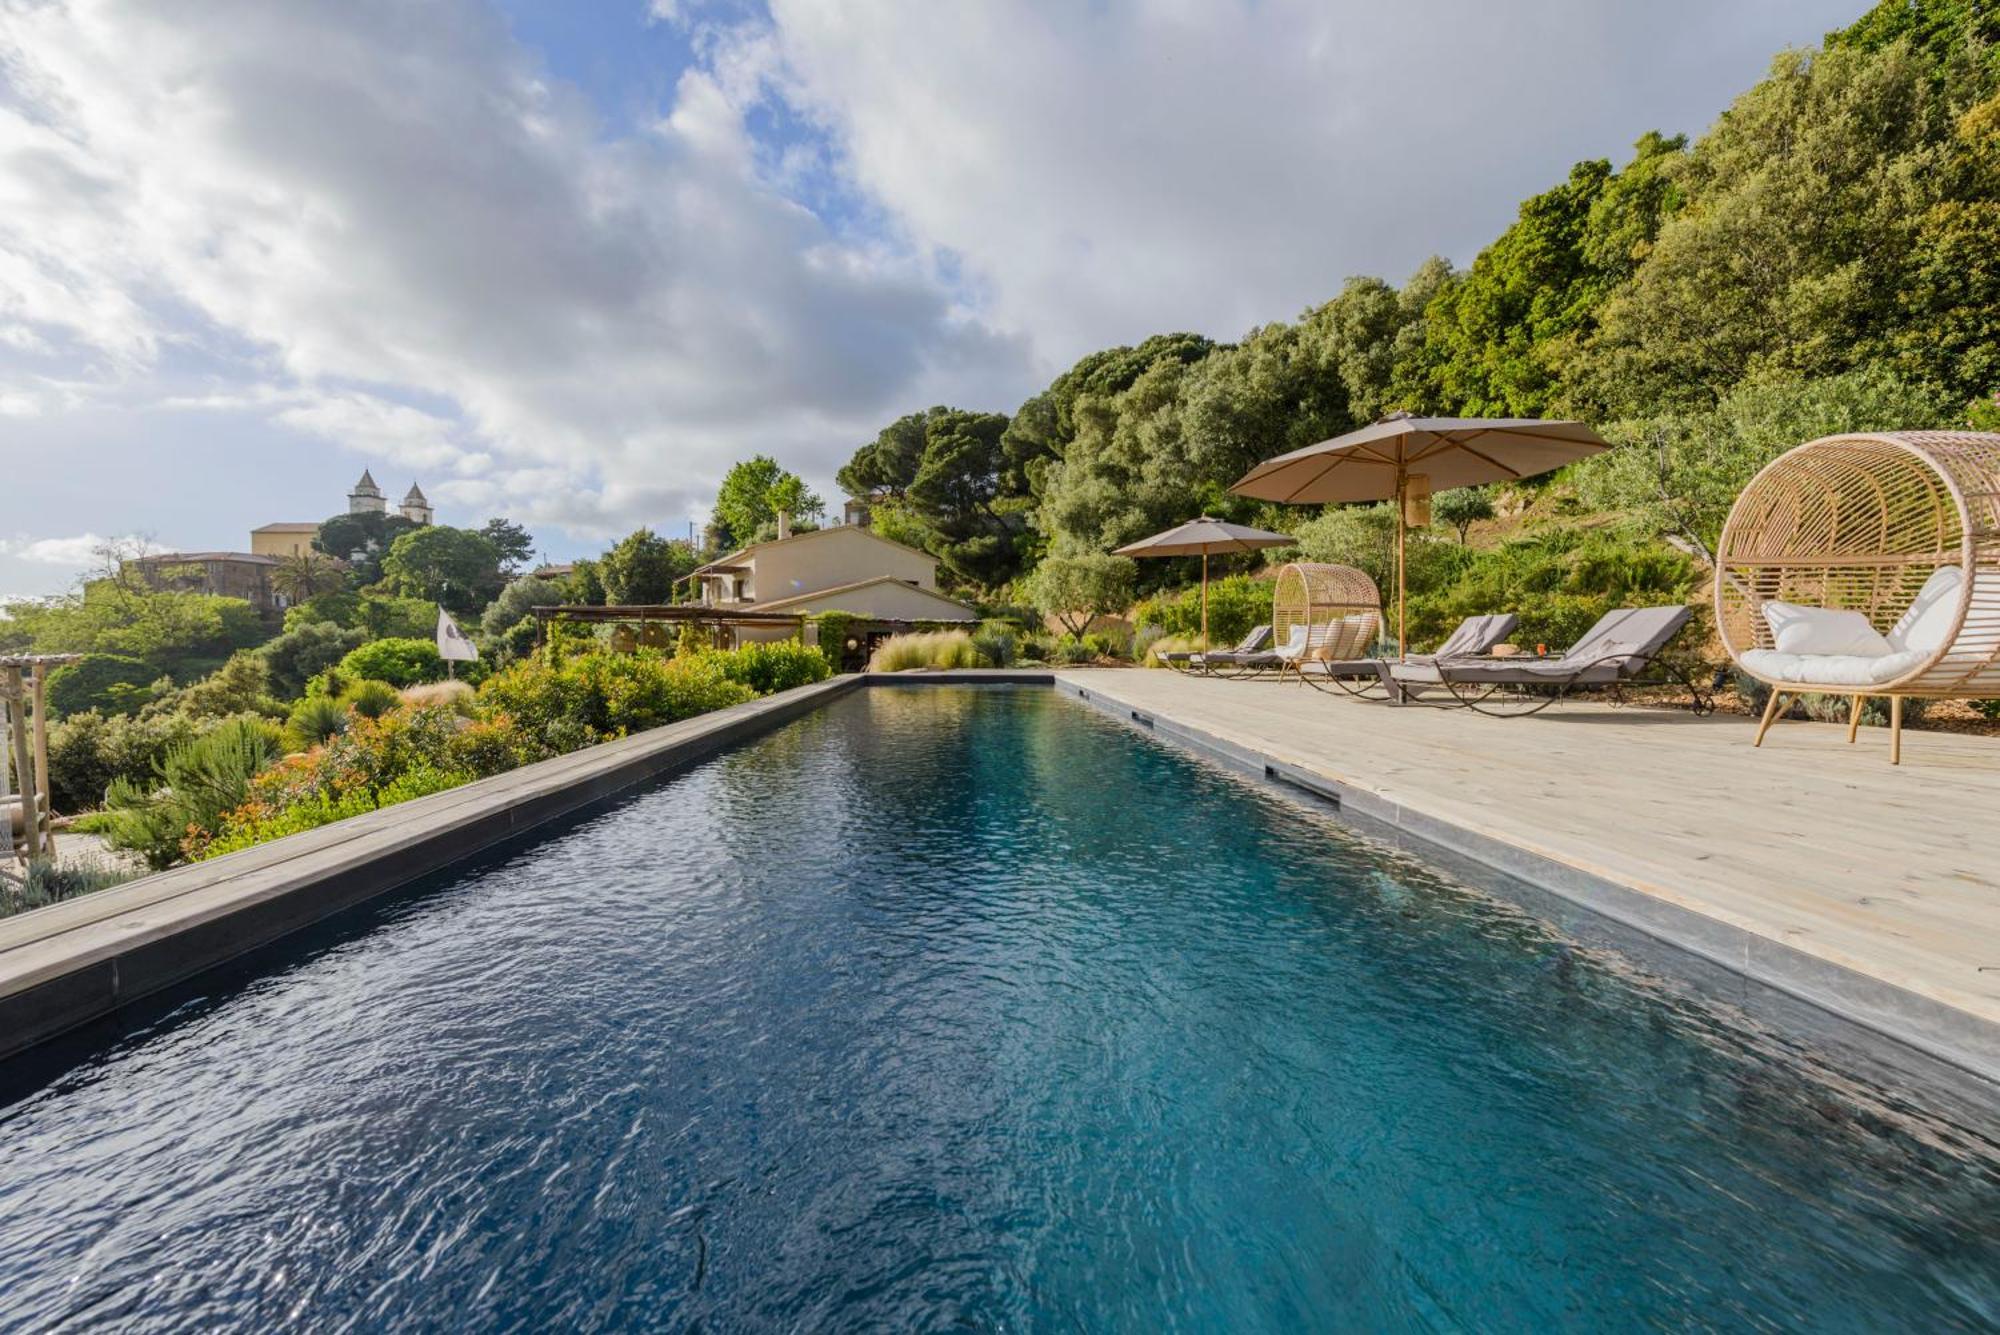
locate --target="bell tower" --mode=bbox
[348,470,386,515]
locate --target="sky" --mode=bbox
[0,0,1863,598]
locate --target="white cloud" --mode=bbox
[757,0,1859,360]
[0,532,162,567]
[0,0,1859,569]
[0,0,1029,537]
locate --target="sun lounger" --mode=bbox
[1387,606,1709,716]
[1160,624,1270,673]
[1198,623,1313,677]
[1300,612,1517,698]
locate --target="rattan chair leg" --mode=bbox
[1846,695,1863,745]
[1891,696,1904,765]
[1753,690,1787,747]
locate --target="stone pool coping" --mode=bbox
[5,667,1997,1100]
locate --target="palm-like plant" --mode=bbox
[271,551,345,604]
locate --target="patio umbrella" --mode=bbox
[1113,516,1294,642]
[1229,413,1609,656]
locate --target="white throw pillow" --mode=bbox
[1761,601,1893,657]
[1887,565,1964,655]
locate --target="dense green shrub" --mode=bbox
[45,654,161,718]
[1053,634,1095,665]
[45,709,202,813]
[1132,574,1274,645]
[260,621,366,698]
[812,611,862,671]
[203,763,471,860]
[285,592,436,639]
[1392,526,1698,652]
[338,637,445,688]
[148,651,285,720]
[83,717,281,868]
[713,641,833,695]
[2,583,269,679]
[478,649,755,753]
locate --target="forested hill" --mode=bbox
[838,0,2000,596]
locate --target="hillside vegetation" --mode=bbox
[839,0,2000,653]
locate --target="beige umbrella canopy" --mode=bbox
[1113,516,1294,641]
[1229,413,1609,654]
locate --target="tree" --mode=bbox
[270,551,345,604]
[313,511,417,583]
[481,575,568,639]
[711,456,824,548]
[258,621,367,698]
[4,582,269,678]
[1024,554,1136,636]
[478,518,536,575]
[1573,367,1951,561]
[154,651,283,720]
[565,558,607,606]
[1433,488,1496,544]
[1573,38,1959,415]
[379,526,505,613]
[599,529,697,604]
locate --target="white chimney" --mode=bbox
[777,509,792,541]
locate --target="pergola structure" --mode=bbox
[2,653,80,867]
[530,604,970,670]
[531,603,810,651]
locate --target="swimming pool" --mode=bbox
[2,687,1996,1329]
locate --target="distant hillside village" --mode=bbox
[120,469,978,631]
[123,471,437,616]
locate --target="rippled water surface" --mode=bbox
[4,687,2000,1330]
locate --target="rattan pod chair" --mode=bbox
[1267,562,1381,680]
[1715,431,2000,763]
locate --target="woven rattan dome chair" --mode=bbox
[1270,563,1382,679]
[1715,431,2000,763]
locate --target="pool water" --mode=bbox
[3,687,1998,1330]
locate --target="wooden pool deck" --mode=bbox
[1054,669,2000,1083]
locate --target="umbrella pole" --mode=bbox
[1395,470,1407,658]
[1200,550,1209,643]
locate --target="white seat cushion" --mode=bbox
[1761,601,1893,657]
[1740,648,1929,687]
[1887,565,1964,654]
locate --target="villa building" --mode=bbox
[125,551,282,614]
[688,518,977,633]
[250,522,320,558]
[126,471,426,617]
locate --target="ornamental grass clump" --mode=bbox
[2,857,136,918]
[399,679,477,713]
[1143,633,1207,668]
[867,631,980,672]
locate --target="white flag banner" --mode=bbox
[436,607,479,663]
